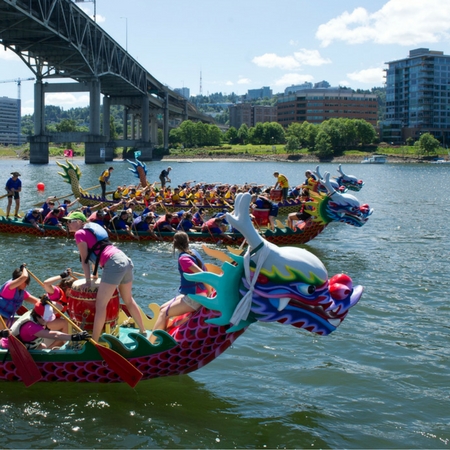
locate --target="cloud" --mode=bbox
[293,49,331,66]
[316,0,450,47]
[252,53,300,70]
[225,81,234,86]
[347,67,385,84]
[237,78,251,85]
[46,93,90,107]
[274,73,314,87]
[252,48,330,71]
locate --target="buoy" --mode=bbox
[37,182,45,191]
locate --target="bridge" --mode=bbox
[0,0,213,163]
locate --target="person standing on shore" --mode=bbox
[159,167,172,189]
[273,171,289,202]
[98,167,114,199]
[5,172,22,219]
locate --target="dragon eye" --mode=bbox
[297,284,316,296]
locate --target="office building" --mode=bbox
[277,86,378,127]
[381,48,450,144]
[229,103,277,129]
[247,86,272,100]
[0,96,22,145]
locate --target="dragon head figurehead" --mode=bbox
[307,172,372,227]
[184,193,363,336]
[335,164,364,191]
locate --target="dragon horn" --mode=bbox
[314,165,322,180]
[320,172,337,196]
[225,193,263,250]
[337,164,345,176]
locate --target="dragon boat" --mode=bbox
[0,193,364,385]
[0,171,371,246]
[56,160,364,215]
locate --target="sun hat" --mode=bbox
[60,211,87,222]
[11,171,21,177]
[34,303,56,322]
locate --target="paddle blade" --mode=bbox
[95,343,142,388]
[8,335,43,387]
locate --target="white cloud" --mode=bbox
[347,67,385,84]
[237,78,251,85]
[316,0,450,47]
[225,81,234,86]
[252,48,330,71]
[274,73,314,87]
[45,93,89,107]
[293,49,331,66]
[252,53,300,70]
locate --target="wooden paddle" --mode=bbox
[0,315,43,387]
[0,193,9,200]
[27,270,143,388]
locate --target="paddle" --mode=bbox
[0,193,9,200]
[27,270,143,388]
[0,315,43,387]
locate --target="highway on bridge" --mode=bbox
[0,0,212,162]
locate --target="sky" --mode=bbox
[1,0,449,116]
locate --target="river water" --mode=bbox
[0,158,449,449]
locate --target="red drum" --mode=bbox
[252,208,270,226]
[269,189,282,202]
[67,279,120,336]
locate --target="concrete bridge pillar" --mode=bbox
[84,79,106,163]
[29,79,49,164]
[137,95,151,161]
[163,93,169,151]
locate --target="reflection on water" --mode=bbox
[0,160,449,448]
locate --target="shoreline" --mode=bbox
[0,152,437,164]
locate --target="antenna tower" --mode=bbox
[199,71,202,96]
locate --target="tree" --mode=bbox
[226,126,239,144]
[285,136,300,153]
[179,120,198,147]
[354,119,376,145]
[417,133,440,155]
[315,130,333,159]
[237,124,249,144]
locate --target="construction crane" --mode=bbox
[0,77,35,145]
[0,77,35,101]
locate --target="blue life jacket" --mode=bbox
[0,280,26,321]
[23,209,35,223]
[83,222,112,276]
[178,250,206,295]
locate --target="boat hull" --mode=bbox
[0,216,327,246]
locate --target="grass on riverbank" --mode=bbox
[1,142,446,160]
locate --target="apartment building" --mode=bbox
[229,103,277,129]
[381,48,450,144]
[277,87,378,127]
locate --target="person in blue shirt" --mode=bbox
[177,212,195,232]
[5,172,22,219]
[23,208,45,232]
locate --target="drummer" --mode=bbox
[61,211,146,341]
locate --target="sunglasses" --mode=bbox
[66,219,81,224]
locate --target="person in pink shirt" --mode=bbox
[5,299,90,350]
[0,265,39,325]
[62,211,146,341]
[150,231,210,343]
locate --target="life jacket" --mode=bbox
[178,251,206,295]
[257,197,273,209]
[23,209,36,223]
[0,280,26,321]
[11,311,44,350]
[83,222,112,276]
[154,216,170,231]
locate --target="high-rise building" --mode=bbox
[381,48,450,144]
[0,96,22,145]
